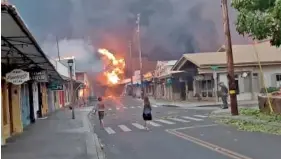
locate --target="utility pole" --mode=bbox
[128,41,134,97]
[136,13,144,98]
[56,36,61,61]
[128,41,133,86]
[221,0,238,115]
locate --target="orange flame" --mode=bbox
[98,48,125,85]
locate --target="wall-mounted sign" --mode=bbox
[48,82,63,90]
[210,65,219,71]
[31,71,48,82]
[6,69,30,85]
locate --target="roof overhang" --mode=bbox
[171,55,200,71]
[157,71,184,79]
[1,4,63,81]
[171,56,186,71]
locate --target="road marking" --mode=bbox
[193,115,208,118]
[182,116,203,121]
[116,107,120,110]
[171,124,218,131]
[155,119,175,125]
[123,107,128,109]
[132,123,145,129]
[152,105,158,107]
[131,106,135,108]
[118,125,131,132]
[104,127,116,134]
[108,108,112,111]
[169,118,190,123]
[137,106,142,108]
[148,121,161,127]
[166,129,252,159]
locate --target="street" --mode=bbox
[90,96,281,159]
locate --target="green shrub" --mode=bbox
[260,87,279,94]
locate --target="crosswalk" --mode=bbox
[105,105,160,111]
[101,115,208,135]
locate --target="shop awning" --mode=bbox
[1,4,63,81]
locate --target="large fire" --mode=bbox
[98,48,125,85]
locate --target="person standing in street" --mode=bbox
[218,82,229,109]
[94,97,105,128]
[142,96,152,130]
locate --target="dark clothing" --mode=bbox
[143,113,152,121]
[221,96,228,108]
[220,85,228,97]
[219,84,228,108]
[98,111,105,120]
[143,105,152,121]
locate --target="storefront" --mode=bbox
[1,3,63,145]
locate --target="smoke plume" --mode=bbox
[41,36,103,72]
[11,0,249,69]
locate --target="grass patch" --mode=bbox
[218,118,281,135]
[239,108,281,122]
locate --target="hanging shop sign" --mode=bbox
[30,71,48,82]
[48,82,63,90]
[6,69,30,85]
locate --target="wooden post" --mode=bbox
[221,0,238,115]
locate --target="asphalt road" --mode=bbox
[89,96,281,159]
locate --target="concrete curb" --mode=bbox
[86,111,106,159]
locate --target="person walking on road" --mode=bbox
[94,97,105,128]
[218,82,229,109]
[142,96,152,130]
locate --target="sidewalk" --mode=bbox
[2,107,104,159]
[148,97,258,108]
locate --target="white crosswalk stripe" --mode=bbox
[123,107,128,109]
[104,127,116,134]
[108,108,112,111]
[193,115,208,118]
[116,107,120,110]
[118,125,131,132]
[182,116,203,121]
[148,121,161,127]
[152,105,158,108]
[131,106,135,108]
[132,123,145,129]
[154,119,175,124]
[137,106,142,108]
[168,118,190,123]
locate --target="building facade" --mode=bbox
[172,41,281,101]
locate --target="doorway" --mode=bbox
[37,83,43,118]
[28,82,35,123]
[20,84,31,128]
[180,82,186,100]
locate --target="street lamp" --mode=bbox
[68,59,75,119]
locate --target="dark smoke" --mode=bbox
[10,0,249,70]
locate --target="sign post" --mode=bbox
[211,66,219,102]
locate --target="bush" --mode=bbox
[260,87,279,94]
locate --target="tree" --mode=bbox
[231,0,281,47]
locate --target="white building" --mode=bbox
[172,41,281,101]
[154,60,180,100]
